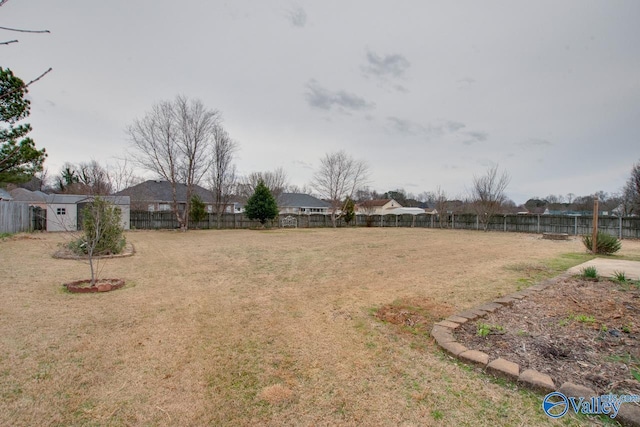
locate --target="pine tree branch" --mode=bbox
[0,67,52,100]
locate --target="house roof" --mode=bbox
[114,180,212,203]
[278,193,331,208]
[360,198,393,207]
[9,188,46,202]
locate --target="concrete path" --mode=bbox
[567,258,640,280]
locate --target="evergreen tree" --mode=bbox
[0,68,47,183]
[343,197,355,225]
[245,180,278,225]
[190,194,207,223]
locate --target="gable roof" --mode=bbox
[277,193,331,208]
[114,180,213,203]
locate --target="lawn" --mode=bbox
[1,228,638,426]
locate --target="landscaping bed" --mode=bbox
[455,275,640,396]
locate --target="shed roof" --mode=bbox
[45,194,130,205]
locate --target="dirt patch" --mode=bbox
[455,277,640,396]
[258,384,294,405]
[376,297,455,333]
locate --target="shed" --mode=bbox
[45,194,130,232]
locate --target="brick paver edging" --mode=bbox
[430,272,640,426]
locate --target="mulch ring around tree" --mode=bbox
[64,278,126,293]
[454,276,640,397]
[52,242,135,259]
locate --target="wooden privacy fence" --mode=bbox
[0,201,30,233]
[128,210,640,239]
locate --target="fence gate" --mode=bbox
[30,206,46,231]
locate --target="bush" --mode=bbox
[190,194,207,223]
[69,198,126,256]
[581,232,621,255]
[245,180,278,225]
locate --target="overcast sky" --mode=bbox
[3,1,639,203]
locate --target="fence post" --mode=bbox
[537,215,540,234]
[452,214,455,229]
[574,216,578,235]
[504,215,507,232]
[619,216,622,239]
[591,199,599,253]
[476,215,479,230]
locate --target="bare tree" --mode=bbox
[208,125,238,228]
[106,159,143,193]
[239,167,288,200]
[620,160,640,215]
[77,161,113,195]
[312,150,369,227]
[286,183,315,195]
[128,96,220,230]
[469,165,511,231]
[53,161,112,195]
[433,186,449,228]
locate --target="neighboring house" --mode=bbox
[45,194,130,232]
[356,199,427,216]
[8,188,47,208]
[356,199,401,215]
[115,180,213,212]
[277,193,331,215]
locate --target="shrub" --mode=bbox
[69,198,126,256]
[581,232,621,255]
[190,194,207,223]
[580,266,598,279]
[613,270,628,283]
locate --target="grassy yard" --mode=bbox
[1,228,639,426]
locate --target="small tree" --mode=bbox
[342,197,355,225]
[190,194,207,224]
[470,165,510,231]
[312,150,369,227]
[245,180,279,226]
[73,197,126,285]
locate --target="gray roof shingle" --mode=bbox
[114,180,213,203]
[277,193,330,208]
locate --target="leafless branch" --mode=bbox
[0,26,50,34]
[0,39,18,45]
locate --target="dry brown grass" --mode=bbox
[1,228,638,426]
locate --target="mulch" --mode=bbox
[454,277,640,396]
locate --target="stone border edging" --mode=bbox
[430,272,640,426]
